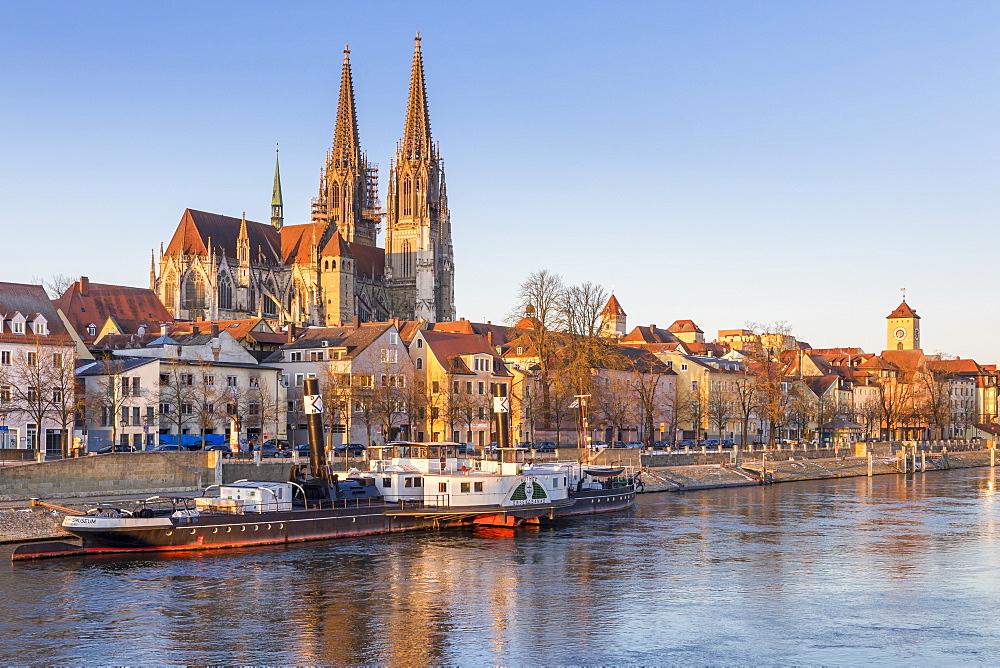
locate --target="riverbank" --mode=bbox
[639,449,995,493]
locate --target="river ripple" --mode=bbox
[3,467,1000,665]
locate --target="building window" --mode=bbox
[381,349,398,364]
[0,386,9,403]
[183,272,205,309]
[281,374,289,387]
[416,358,423,370]
[453,381,460,394]
[26,352,37,367]
[218,274,233,310]
[249,377,260,389]
[86,323,97,337]
[294,374,304,387]
[0,351,9,365]
[181,374,193,386]
[417,339,423,349]
[12,320,24,335]
[52,353,63,368]
[227,376,238,387]
[33,321,45,335]
[204,374,214,386]
[181,403,193,414]
[159,402,171,414]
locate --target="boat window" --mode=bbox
[413,477,422,487]
[404,478,413,488]
[460,482,471,493]
[438,482,447,493]
[417,447,428,458]
[382,477,391,487]
[428,446,438,457]
[474,482,483,492]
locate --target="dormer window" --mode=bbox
[321,340,328,347]
[12,321,23,334]
[416,339,423,349]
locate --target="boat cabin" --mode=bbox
[208,481,293,513]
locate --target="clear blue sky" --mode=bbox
[2,1,997,361]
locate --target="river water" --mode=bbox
[3,467,1000,665]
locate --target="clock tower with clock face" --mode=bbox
[886,300,921,351]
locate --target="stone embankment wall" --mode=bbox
[0,452,219,502]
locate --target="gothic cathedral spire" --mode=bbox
[271,149,283,230]
[311,45,380,248]
[385,33,455,323]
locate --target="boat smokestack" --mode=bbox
[303,377,328,477]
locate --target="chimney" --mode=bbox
[160,323,168,337]
[286,325,295,344]
[650,324,656,331]
[192,323,200,334]
[487,331,494,346]
[353,315,360,327]
[211,323,219,337]
[79,276,89,297]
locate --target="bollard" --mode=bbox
[868,451,873,477]
[921,450,925,473]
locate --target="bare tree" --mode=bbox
[731,372,760,447]
[31,273,75,300]
[707,376,737,443]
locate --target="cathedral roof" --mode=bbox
[165,209,282,265]
[886,300,920,319]
[55,277,172,343]
[280,223,319,264]
[321,231,353,258]
[348,242,385,278]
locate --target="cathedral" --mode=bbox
[152,35,455,326]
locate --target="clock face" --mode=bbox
[894,327,907,341]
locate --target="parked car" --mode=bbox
[701,439,720,447]
[94,443,139,454]
[263,438,290,448]
[152,444,182,452]
[592,441,609,448]
[721,439,735,448]
[680,440,697,448]
[253,443,290,458]
[535,442,557,452]
[204,444,233,458]
[625,441,643,448]
[294,444,312,456]
[333,443,366,456]
[612,441,627,448]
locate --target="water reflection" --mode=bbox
[4,467,1000,664]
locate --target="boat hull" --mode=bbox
[61,505,435,554]
[555,485,636,517]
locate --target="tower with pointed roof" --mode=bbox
[311,46,381,248]
[271,150,284,230]
[385,33,455,323]
[600,294,627,338]
[887,299,920,351]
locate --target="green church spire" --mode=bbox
[271,147,283,230]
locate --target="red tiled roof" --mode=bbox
[55,277,172,343]
[887,300,920,319]
[601,294,626,317]
[668,319,702,334]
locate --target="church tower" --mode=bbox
[600,294,627,338]
[311,46,381,248]
[385,34,455,322]
[271,150,283,230]
[886,298,921,351]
